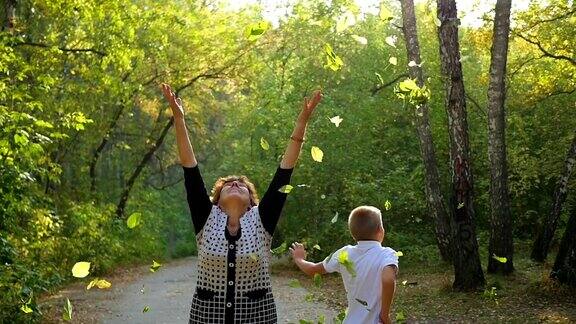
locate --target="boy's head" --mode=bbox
[348,206,385,242]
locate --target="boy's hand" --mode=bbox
[289,242,307,260]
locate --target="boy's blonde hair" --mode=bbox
[348,206,384,241]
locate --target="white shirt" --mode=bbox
[322,241,398,324]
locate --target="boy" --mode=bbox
[289,206,398,324]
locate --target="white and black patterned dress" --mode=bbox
[183,166,293,324]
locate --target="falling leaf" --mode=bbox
[336,11,356,33]
[72,262,90,278]
[150,260,162,273]
[324,44,344,71]
[271,242,288,255]
[389,57,398,65]
[143,306,150,313]
[313,273,323,287]
[395,251,404,257]
[20,305,33,314]
[379,6,393,21]
[402,280,408,285]
[260,137,269,151]
[385,200,392,211]
[331,212,339,223]
[329,115,343,127]
[398,79,419,92]
[385,35,397,48]
[313,244,321,251]
[351,35,368,45]
[87,279,111,290]
[457,202,465,209]
[127,212,142,229]
[492,254,507,263]
[338,250,357,277]
[311,146,324,162]
[434,16,441,27]
[278,184,294,194]
[289,279,301,288]
[244,21,271,41]
[375,72,384,85]
[63,298,72,321]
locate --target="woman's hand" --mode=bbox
[297,90,323,124]
[161,83,185,119]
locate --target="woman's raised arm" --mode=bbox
[161,83,197,168]
[280,90,323,169]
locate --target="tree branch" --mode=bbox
[515,33,575,66]
[12,41,107,56]
[370,74,409,96]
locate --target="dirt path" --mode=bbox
[42,257,337,323]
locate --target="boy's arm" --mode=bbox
[379,265,397,324]
[289,242,328,276]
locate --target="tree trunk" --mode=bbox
[116,117,174,218]
[532,129,576,261]
[400,0,452,262]
[437,0,485,290]
[486,0,514,274]
[4,0,16,31]
[550,203,576,286]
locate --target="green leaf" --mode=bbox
[271,242,287,255]
[385,36,397,48]
[150,260,162,272]
[337,250,357,277]
[260,137,270,151]
[329,115,343,127]
[311,146,324,162]
[20,304,33,314]
[244,21,271,41]
[127,212,142,229]
[492,254,507,263]
[313,273,322,287]
[331,212,339,223]
[324,44,344,71]
[289,279,301,288]
[385,200,392,211]
[143,306,150,313]
[336,11,356,33]
[278,184,294,194]
[63,298,73,321]
[351,35,367,45]
[72,262,90,278]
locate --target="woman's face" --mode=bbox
[219,180,251,208]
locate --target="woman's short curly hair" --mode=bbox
[210,175,259,206]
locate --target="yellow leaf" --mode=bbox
[492,254,507,263]
[311,146,324,162]
[72,262,90,278]
[389,57,398,65]
[150,260,162,273]
[278,184,294,193]
[395,251,404,257]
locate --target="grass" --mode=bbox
[272,242,576,323]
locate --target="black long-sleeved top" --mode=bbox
[183,165,293,236]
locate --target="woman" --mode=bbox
[161,83,322,323]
